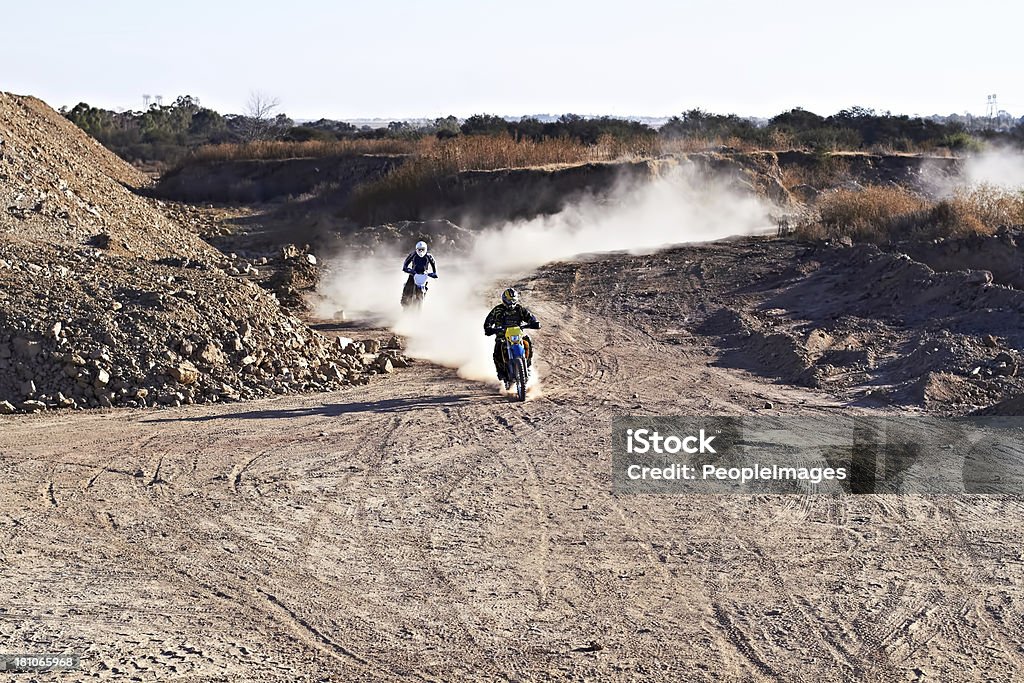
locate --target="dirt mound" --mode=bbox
[971,394,1024,415]
[898,228,1024,290]
[542,236,1023,412]
[697,309,816,385]
[0,243,413,413]
[0,93,412,413]
[0,93,209,260]
[343,219,475,255]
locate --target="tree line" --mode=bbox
[64,96,1024,166]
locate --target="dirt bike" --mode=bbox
[502,326,531,402]
[402,271,436,310]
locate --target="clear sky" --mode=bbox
[2,0,1020,120]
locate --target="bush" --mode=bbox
[797,184,1024,243]
[940,132,983,152]
[812,186,927,242]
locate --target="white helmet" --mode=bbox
[415,241,428,256]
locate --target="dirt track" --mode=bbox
[2,243,1024,681]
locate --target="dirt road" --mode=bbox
[2,245,1023,681]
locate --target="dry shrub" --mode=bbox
[188,134,657,170]
[950,184,1024,228]
[187,139,419,163]
[657,137,723,154]
[796,183,1024,243]
[795,185,925,243]
[819,186,927,242]
[348,133,658,219]
[779,155,853,190]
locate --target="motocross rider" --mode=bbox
[401,241,438,305]
[483,287,541,382]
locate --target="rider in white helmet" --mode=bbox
[401,240,438,305]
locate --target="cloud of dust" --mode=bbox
[314,164,773,388]
[927,148,1024,197]
[962,149,1024,189]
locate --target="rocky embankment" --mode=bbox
[0,92,412,414]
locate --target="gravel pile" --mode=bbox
[0,92,410,414]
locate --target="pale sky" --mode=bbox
[2,0,1020,120]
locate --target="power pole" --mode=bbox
[142,94,151,109]
[154,95,163,108]
[986,94,998,128]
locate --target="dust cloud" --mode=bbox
[962,149,1024,189]
[315,165,772,388]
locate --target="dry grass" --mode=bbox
[346,133,657,220]
[797,184,1024,243]
[779,156,853,190]
[656,136,764,154]
[188,139,419,163]
[187,134,658,168]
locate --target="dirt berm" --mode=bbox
[153,150,793,230]
[154,153,401,204]
[0,92,410,414]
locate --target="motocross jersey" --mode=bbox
[483,304,539,334]
[403,251,437,275]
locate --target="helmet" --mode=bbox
[501,287,519,307]
[415,241,428,256]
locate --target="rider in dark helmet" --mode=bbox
[483,287,540,382]
[401,241,438,306]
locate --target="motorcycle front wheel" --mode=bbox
[513,357,527,402]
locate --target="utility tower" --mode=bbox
[142,94,151,109]
[986,94,998,120]
[154,95,163,107]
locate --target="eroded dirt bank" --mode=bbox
[2,238,1022,681]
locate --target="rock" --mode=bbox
[993,352,1018,377]
[763,401,774,409]
[93,368,111,387]
[385,335,402,349]
[168,362,200,385]
[365,339,381,354]
[12,337,42,359]
[790,184,820,203]
[51,322,63,339]
[195,342,225,365]
[18,400,46,413]
[983,334,999,349]
[20,379,36,396]
[0,400,15,414]
[966,270,993,286]
[376,356,394,374]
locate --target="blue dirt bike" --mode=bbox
[502,326,531,402]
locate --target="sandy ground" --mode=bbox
[2,246,1024,682]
